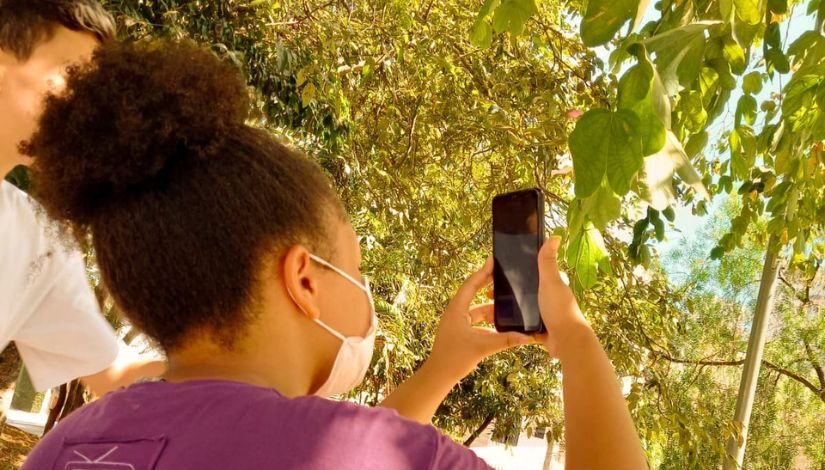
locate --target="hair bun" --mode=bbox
[26,40,249,224]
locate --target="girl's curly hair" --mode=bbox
[25,40,344,351]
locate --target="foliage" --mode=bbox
[656,199,824,467]
[470,0,825,462]
[477,0,825,294]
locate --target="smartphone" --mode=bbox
[493,188,545,333]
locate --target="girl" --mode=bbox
[22,40,646,469]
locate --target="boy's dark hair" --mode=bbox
[24,40,345,351]
[0,0,115,60]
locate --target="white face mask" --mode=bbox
[288,254,377,397]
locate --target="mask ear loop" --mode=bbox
[310,254,376,337]
[286,286,348,342]
[286,255,373,341]
[309,254,369,293]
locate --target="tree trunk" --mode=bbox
[60,379,87,420]
[43,384,67,435]
[463,413,495,447]
[43,379,87,435]
[724,236,782,469]
[122,326,141,346]
[543,437,556,470]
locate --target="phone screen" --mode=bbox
[493,189,544,333]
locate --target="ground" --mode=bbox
[0,425,37,470]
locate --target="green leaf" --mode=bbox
[699,66,720,96]
[476,0,501,18]
[709,58,738,90]
[633,218,649,240]
[618,60,667,155]
[301,82,316,107]
[566,201,587,238]
[684,131,708,158]
[618,61,653,104]
[783,68,825,137]
[768,0,788,14]
[569,109,644,198]
[580,0,639,46]
[720,0,734,22]
[788,31,825,71]
[645,22,718,95]
[469,20,494,48]
[492,0,536,35]
[719,175,733,193]
[764,22,782,49]
[735,95,758,126]
[734,0,763,24]
[582,182,622,230]
[566,223,609,290]
[767,215,785,234]
[765,47,791,74]
[651,213,665,240]
[733,16,762,47]
[742,71,763,94]
[296,68,308,86]
[811,0,822,15]
[682,90,707,132]
[4,165,31,192]
[722,36,747,74]
[729,126,757,178]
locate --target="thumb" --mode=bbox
[538,235,563,283]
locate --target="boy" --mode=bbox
[0,0,163,403]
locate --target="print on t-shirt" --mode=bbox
[56,437,167,470]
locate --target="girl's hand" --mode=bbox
[535,235,593,360]
[426,258,531,382]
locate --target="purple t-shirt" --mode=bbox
[23,380,492,469]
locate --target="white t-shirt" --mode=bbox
[0,181,118,391]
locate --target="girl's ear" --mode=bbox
[281,245,322,320]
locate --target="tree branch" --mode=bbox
[265,0,337,26]
[419,0,435,22]
[653,351,824,401]
[803,338,825,390]
[463,413,495,447]
[777,272,795,292]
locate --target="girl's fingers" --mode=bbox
[448,258,493,314]
[468,303,495,324]
[475,330,531,355]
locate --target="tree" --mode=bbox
[474,0,825,464]
[650,199,824,467]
